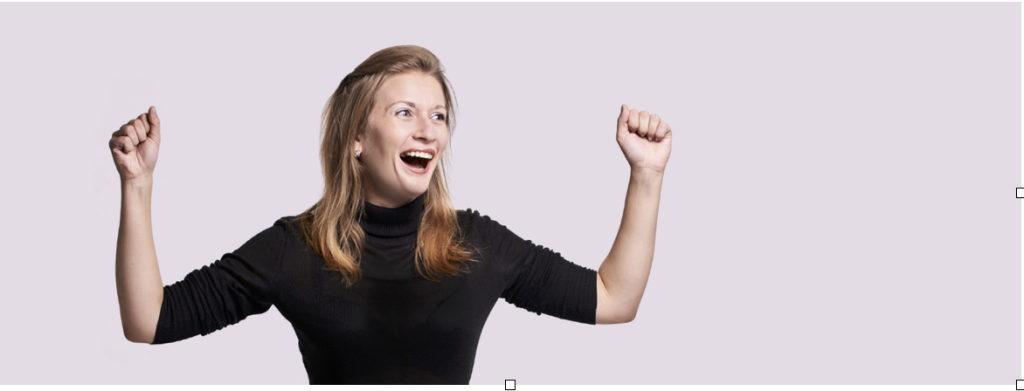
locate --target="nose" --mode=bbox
[412,112,438,142]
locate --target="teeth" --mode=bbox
[401,151,433,160]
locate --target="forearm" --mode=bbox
[598,167,664,319]
[115,177,164,343]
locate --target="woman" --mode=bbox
[110,45,671,384]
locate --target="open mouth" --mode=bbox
[399,151,432,171]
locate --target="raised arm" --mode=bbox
[109,106,164,343]
[595,104,672,324]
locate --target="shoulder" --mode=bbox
[265,215,306,249]
[217,216,295,274]
[456,208,505,236]
[274,215,303,235]
[275,215,300,227]
[456,208,527,246]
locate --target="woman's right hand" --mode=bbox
[109,106,161,183]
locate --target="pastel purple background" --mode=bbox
[0,2,1018,385]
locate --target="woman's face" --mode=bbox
[356,71,449,208]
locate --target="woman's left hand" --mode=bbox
[616,104,672,174]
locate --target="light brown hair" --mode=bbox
[289,45,478,288]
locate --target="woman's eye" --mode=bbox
[396,109,444,120]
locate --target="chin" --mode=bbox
[408,180,431,195]
[396,162,435,196]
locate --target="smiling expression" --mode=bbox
[356,71,449,209]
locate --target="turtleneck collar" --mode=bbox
[359,193,426,238]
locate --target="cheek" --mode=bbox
[439,133,451,150]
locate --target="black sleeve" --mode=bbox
[150,220,287,344]
[474,211,597,325]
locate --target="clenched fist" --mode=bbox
[109,106,161,183]
[616,104,672,174]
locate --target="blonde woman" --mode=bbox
[110,45,672,384]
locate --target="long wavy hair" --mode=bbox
[288,45,478,288]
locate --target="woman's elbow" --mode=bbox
[123,325,155,344]
[621,308,637,323]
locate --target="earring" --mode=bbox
[355,149,361,158]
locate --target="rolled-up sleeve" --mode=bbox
[473,211,597,325]
[151,220,287,344]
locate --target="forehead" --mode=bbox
[376,72,445,105]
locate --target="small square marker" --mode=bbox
[1016,379,1024,390]
[505,379,516,390]
[1017,187,1024,198]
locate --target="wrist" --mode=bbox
[629,166,664,180]
[121,176,154,196]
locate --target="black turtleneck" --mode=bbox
[360,193,423,239]
[151,193,598,384]
[358,194,426,281]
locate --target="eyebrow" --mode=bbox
[387,100,446,111]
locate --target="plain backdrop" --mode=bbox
[0,1,1019,386]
